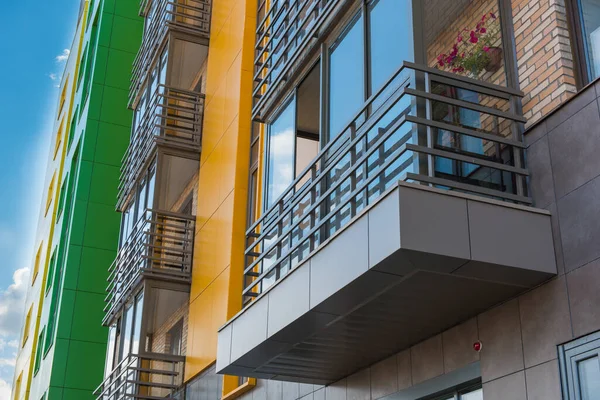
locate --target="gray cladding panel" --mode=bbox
[398,185,471,263]
[368,190,401,271]
[467,200,556,274]
[268,263,311,338]
[217,184,556,384]
[230,296,269,362]
[309,215,369,309]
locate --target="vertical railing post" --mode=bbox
[424,72,435,181]
[510,94,526,197]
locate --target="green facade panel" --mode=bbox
[36,0,142,399]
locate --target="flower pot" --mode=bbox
[484,47,503,73]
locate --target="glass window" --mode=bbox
[168,319,184,356]
[425,384,482,400]
[328,13,365,140]
[559,330,600,400]
[131,293,144,354]
[577,0,600,80]
[105,325,116,377]
[267,99,296,207]
[368,0,414,94]
[121,304,134,360]
[578,356,600,400]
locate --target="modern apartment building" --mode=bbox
[12,1,142,399]
[15,0,600,399]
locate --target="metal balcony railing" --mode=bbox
[95,353,185,400]
[252,0,342,119]
[118,85,204,210]
[130,0,211,107]
[104,209,195,324]
[243,61,528,304]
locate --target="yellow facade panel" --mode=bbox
[186,0,257,384]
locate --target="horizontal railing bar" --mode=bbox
[405,143,528,176]
[405,172,532,204]
[253,0,317,72]
[404,88,526,123]
[404,61,525,97]
[404,115,526,149]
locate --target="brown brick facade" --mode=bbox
[426,0,577,128]
[512,0,577,126]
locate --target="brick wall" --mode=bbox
[512,0,577,126]
[150,302,190,355]
[426,0,577,128]
[426,0,506,87]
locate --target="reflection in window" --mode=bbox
[328,13,364,140]
[559,330,600,400]
[424,384,482,400]
[105,325,116,377]
[578,356,600,400]
[267,100,296,207]
[577,0,600,80]
[132,293,144,354]
[369,0,414,94]
[121,304,134,360]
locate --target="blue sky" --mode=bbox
[0,0,80,395]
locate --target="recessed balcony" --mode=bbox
[103,209,195,325]
[94,353,185,400]
[215,63,557,384]
[118,85,204,210]
[130,0,211,107]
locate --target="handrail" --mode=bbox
[94,352,186,400]
[242,61,528,304]
[103,209,195,325]
[118,84,204,210]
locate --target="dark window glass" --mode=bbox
[328,13,365,140]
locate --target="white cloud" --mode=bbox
[48,73,58,81]
[0,358,15,368]
[0,378,11,399]
[55,49,70,63]
[0,268,30,338]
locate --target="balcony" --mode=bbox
[118,85,204,210]
[130,0,211,107]
[252,0,343,119]
[94,353,185,400]
[215,63,557,383]
[104,210,195,325]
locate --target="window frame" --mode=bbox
[558,330,600,400]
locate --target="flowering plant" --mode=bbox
[436,12,501,76]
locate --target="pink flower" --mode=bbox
[470,31,478,43]
[480,27,487,34]
[483,46,490,52]
[490,12,497,19]
[457,34,463,42]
